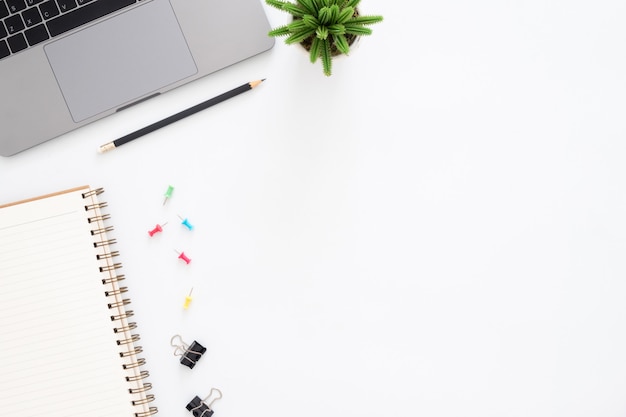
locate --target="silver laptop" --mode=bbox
[0,0,274,156]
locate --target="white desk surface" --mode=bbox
[2,2,626,416]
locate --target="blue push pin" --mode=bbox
[178,215,194,231]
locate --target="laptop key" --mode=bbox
[25,22,47,45]
[7,32,26,52]
[5,13,24,34]
[39,1,59,19]
[0,1,9,19]
[47,0,136,37]
[55,0,76,13]
[22,6,43,26]
[0,21,6,38]
[0,41,11,59]
[6,0,26,13]
[0,39,9,58]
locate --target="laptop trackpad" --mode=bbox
[45,0,197,123]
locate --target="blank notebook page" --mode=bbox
[0,188,138,416]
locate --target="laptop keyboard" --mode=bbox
[0,0,139,61]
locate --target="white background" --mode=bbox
[3,1,626,416]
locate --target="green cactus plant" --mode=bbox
[266,0,383,76]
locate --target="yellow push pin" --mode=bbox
[183,288,194,309]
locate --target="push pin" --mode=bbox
[186,388,222,417]
[175,249,192,264]
[171,334,206,369]
[148,222,167,237]
[178,214,194,230]
[163,185,174,205]
[183,288,194,309]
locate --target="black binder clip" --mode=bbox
[186,388,222,417]
[170,334,206,369]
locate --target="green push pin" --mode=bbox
[163,185,174,205]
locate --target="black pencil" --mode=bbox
[98,79,265,153]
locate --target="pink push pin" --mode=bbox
[175,249,192,264]
[148,222,168,237]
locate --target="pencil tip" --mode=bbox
[98,142,116,153]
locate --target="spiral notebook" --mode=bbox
[0,186,157,416]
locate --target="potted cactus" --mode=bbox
[266,0,383,76]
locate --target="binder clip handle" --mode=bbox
[171,334,206,369]
[170,334,189,356]
[203,388,222,408]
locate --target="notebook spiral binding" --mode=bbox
[83,188,158,417]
